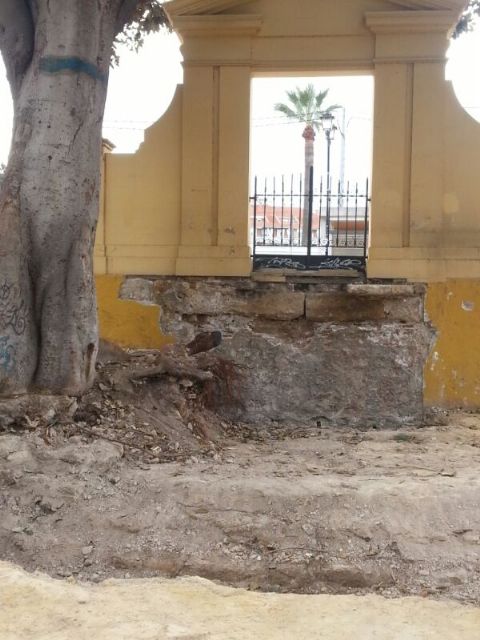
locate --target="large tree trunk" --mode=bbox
[0,0,120,397]
[302,125,315,246]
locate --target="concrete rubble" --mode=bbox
[121,277,434,427]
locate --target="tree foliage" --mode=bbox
[274,85,340,131]
[455,0,480,37]
[113,0,171,63]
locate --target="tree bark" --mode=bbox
[0,0,120,397]
[0,0,34,97]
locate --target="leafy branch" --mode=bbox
[113,0,171,65]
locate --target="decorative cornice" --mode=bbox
[389,0,467,11]
[165,0,256,17]
[165,0,468,15]
[365,10,458,33]
[171,14,263,36]
[165,0,468,13]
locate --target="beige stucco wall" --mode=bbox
[93,0,480,408]
[95,87,183,275]
[94,0,480,281]
[368,21,480,280]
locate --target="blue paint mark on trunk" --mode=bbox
[39,56,107,83]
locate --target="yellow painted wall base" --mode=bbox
[425,280,480,408]
[96,275,170,349]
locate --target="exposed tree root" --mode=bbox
[130,358,214,383]
[0,333,242,464]
[128,331,222,384]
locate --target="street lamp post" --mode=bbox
[320,113,337,253]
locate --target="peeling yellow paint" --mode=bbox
[96,275,171,349]
[425,280,480,407]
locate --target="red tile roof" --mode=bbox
[249,204,366,232]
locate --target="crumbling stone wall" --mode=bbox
[121,277,434,428]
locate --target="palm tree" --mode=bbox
[275,85,340,244]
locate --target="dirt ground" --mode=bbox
[1,396,480,603]
[1,343,480,640]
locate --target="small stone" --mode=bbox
[7,450,33,465]
[463,533,480,544]
[56,569,72,578]
[302,523,315,536]
[82,546,93,556]
[45,408,56,423]
[39,498,64,514]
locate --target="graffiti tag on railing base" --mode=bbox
[253,256,365,271]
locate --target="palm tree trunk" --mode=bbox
[302,125,315,246]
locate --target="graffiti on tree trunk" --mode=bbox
[0,281,27,373]
[0,281,27,336]
[0,337,14,373]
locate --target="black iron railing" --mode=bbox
[251,167,370,271]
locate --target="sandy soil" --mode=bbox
[1,562,480,640]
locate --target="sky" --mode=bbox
[250,74,374,186]
[1,25,480,181]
